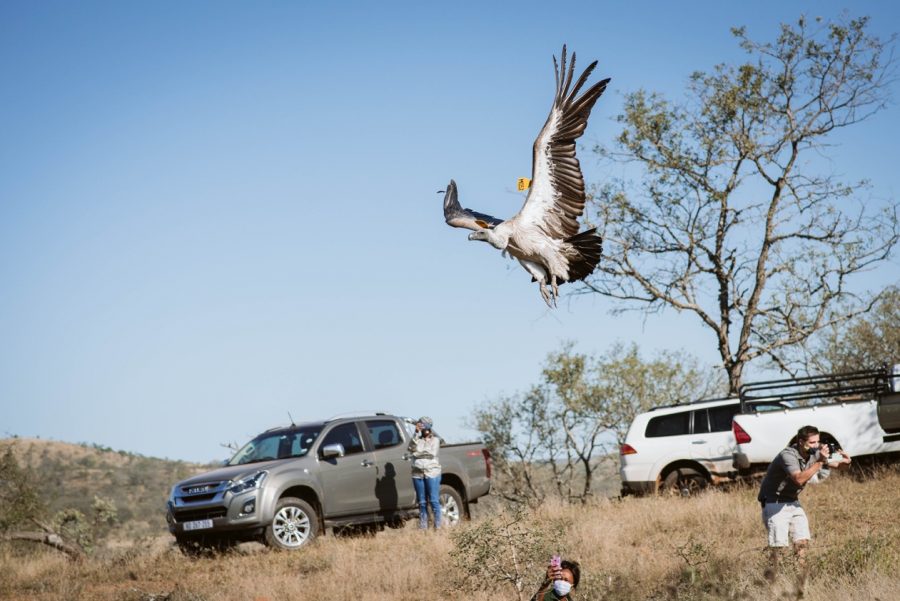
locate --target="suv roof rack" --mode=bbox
[739,365,894,408]
[647,396,736,412]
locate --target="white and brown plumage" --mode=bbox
[443,46,609,307]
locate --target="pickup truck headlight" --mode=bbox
[228,471,267,495]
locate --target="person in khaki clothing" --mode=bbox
[757,425,851,584]
[408,416,441,529]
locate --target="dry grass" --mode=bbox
[3,466,900,600]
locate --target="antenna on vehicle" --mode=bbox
[287,411,296,426]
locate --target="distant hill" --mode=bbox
[0,437,216,541]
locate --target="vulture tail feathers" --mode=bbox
[528,228,603,285]
[564,228,603,282]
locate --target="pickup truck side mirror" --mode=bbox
[320,443,345,459]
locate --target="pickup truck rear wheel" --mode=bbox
[439,485,464,527]
[662,468,709,497]
[264,497,319,550]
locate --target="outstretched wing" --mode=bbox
[516,45,610,239]
[442,179,503,231]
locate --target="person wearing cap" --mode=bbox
[408,416,441,529]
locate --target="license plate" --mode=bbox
[183,519,214,531]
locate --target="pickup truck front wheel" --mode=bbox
[265,497,319,550]
[439,485,464,527]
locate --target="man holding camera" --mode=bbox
[757,425,851,584]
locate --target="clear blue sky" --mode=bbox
[2,1,898,462]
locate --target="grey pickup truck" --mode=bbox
[166,413,492,550]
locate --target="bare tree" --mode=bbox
[586,15,899,393]
[475,389,560,505]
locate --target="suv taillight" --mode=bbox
[619,443,637,456]
[733,420,751,444]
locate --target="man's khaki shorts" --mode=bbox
[761,501,810,547]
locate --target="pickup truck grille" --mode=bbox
[180,492,217,503]
[173,507,227,523]
[175,481,228,503]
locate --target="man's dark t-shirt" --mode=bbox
[757,445,829,503]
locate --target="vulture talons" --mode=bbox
[539,283,554,308]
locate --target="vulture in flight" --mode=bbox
[443,46,609,307]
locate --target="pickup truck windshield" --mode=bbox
[228,426,323,466]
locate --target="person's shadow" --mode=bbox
[375,462,399,524]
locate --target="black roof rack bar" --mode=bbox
[739,367,891,405]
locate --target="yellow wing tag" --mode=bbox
[516,177,532,191]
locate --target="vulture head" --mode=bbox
[468,228,509,250]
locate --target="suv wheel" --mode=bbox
[264,497,319,550]
[439,485,464,527]
[662,468,709,497]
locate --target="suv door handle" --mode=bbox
[361,459,374,467]
[692,440,707,444]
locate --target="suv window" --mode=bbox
[645,403,741,438]
[645,412,690,437]
[320,422,365,456]
[692,409,710,434]
[708,404,739,432]
[366,420,402,449]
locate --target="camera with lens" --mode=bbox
[824,441,842,464]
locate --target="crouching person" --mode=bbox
[531,558,580,600]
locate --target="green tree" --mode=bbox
[449,506,566,601]
[475,343,722,504]
[587,342,725,445]
[802,286,899,374]
[0,446,117,559]
[52,496,118,554]
[586,15,898,393]
[0,448,44,532]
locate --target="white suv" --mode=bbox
[619,398,742,496]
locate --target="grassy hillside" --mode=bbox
[1,437,898,600]
[0,438,215,540]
